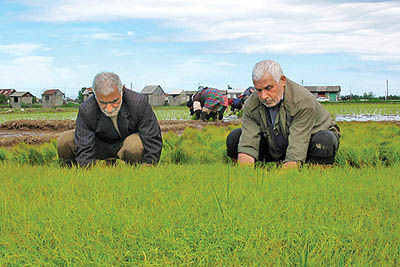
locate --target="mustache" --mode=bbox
[102,107,120,116]
[263,98,274,103]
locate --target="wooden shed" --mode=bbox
[167,89,187,106]
[141,85,165,106]
[9,91,34,108]
[42,89,64,107]
[304,86,341,101]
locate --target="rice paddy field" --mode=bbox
[1,102,400,123]
[0,117,400,265]
[0,106,191,123]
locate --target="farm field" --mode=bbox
[1,102,400,123]
[0,106,191,123]
[0,108,400,264]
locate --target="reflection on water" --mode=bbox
[0,131,51,138]
[336,115,400,122]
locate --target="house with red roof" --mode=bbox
[42,89,64,107]
[0,89,16,104]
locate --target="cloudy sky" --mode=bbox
[1,0,399,98]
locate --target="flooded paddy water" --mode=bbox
[335,115,400,122]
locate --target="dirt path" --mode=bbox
[0,119,240,147]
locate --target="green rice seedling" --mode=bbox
[161,131,189,164]
[0,163,399,265]
[0,148,7,162]
[9,142,58,166]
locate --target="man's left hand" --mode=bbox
[282,161,298,169]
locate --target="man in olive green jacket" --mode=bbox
[226,60,340,168]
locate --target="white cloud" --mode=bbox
[0,55,91,97]
[22,0,400,62]
[0,43,44,56]
[110,49,136,57]
[89,32,126,40]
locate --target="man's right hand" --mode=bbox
[238,153,255,165]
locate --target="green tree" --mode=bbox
[0,95,6,104]
[78,87,86,103]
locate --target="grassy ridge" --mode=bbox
[0,163,399,265]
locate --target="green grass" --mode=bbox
[0,163,399,265]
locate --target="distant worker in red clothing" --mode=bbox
[187,86,225,121]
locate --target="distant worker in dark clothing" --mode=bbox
[226,60,340,168]
[230,87,255,114]
[57,72,163,167]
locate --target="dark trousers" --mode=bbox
[226,128,340,164]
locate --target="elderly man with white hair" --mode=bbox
[57,72,162,167]
[226,60,340,168]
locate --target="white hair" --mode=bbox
[252,60,284,83]
[92,72,122,96]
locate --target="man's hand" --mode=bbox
[238,153,255,165]
[282,161,298,169]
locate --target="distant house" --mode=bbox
[141,85,165,106]
[0,89,16,104]
[9,91,34,108]
[82,87,94,102]
[226,88,245,99]
[184,90,198,102]
[168,89,187,106]
[42,89,64,107]
[305,86,341,101]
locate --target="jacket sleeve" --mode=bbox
[284,98,316,163]
[237,107,260,160]
[137,102,163,164]
[74,107,96,167]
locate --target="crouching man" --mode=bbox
[57,72,162,167]
[226,60,340,168]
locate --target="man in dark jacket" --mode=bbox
[57,72,162,167]
[226,60,340,168]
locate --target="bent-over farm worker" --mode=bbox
[57,72,162,167]
[226,60,340,168]
[192,87,224,122]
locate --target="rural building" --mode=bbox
[141,85,165,106]
[42,89,64,107]
[0,89,16,104]
[305,86,341,101]
[9,91,34,108]
[227,88,245,99]
[82,87,94,102]
[168,89,187,106]
[184,90,198,101]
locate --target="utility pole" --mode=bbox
[386,79,389,101]
[301,79,303,86]
[130,83,132,90]
[349,85,351,100]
